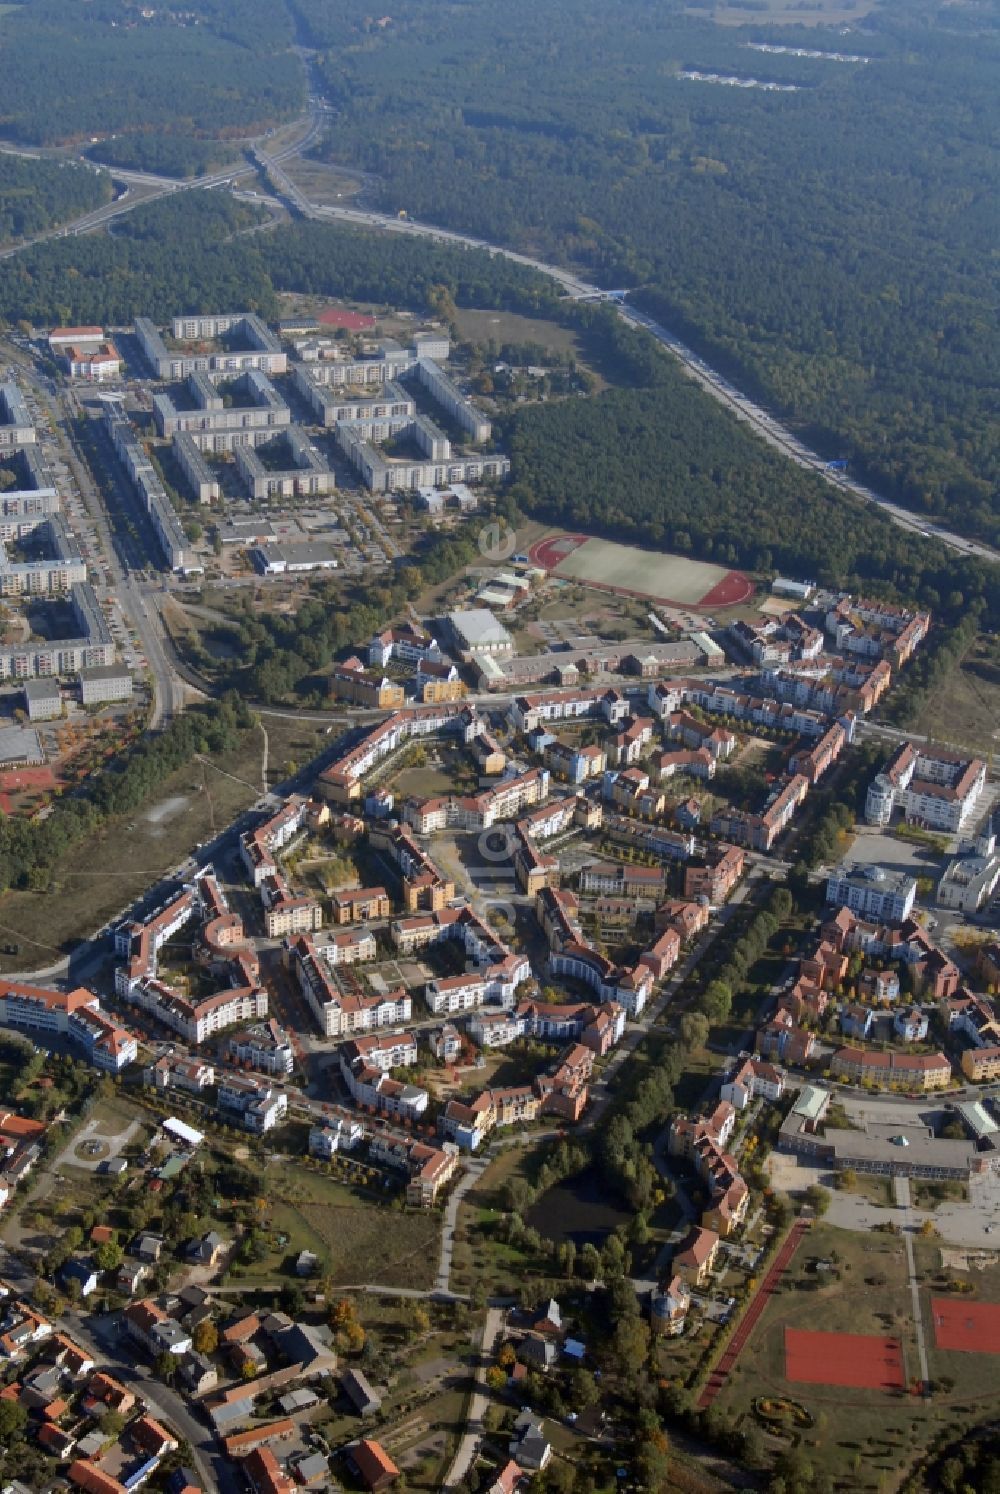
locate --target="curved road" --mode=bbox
[2,107,994,568]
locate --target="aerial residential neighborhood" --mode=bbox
[0,352,998,1486]
[0,5,995,1486]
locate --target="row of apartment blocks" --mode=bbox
[104,408,200,575]
[153,369,289,446]
[329,654,468,710]
[294,338,506,492]
[0,443,117,678]
[238,794,331,937]
[710,773,810,853]
[0,980,136,1073]
[401,765,550,834]
[148,1055,291,1128]
[135,314,286,380]
[510,672,865,744]
[0,382,35,448]
[438,1042,596,1149]
[293,338,488,441]
[286,934,412,1038]
[0,582,114,681]
[756,903,967,1084]
[826,595,931,666]
[669,1099,750,1240]
[760,653,892,717]
[535,886,652,1016]
[389,905,530,1015]
[335,413,509,494]
[317,702,472,805]
[114,873,267,1045]
[0,514,86,599]
[339,1032,429,1124]
[865,740,987,833]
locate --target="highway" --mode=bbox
[4,101,995,571]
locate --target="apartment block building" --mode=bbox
[105,409,199,573]
[865,741,986,833]
[710,774,809,852]
[136,314,286,379]
[0,981,135,1073]
[329,887,392,925]
[0,383,34,448]
[126,978,268,1046]
[339,1047,428,1123]
[826,863,917,923]
[226,1020,295,1077]
[288,934,411,1037]
[829,1046,951,1091]
[235,428,334,499]
[217,1075,288,1133]
[683,844,745,905]
[579,862,665,900]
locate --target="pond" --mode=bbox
[526,1165,632,1248]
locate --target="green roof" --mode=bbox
[792,1085,830,1122]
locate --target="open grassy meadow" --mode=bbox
[235,1160,442,1291]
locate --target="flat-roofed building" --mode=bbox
[23,677,62,721]
[826,863,917,923]
[447,608,514,660]
[78,665,133,706]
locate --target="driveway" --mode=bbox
[441,1306,505,1489]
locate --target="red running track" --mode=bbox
[697,1218,810,1409]
[700,570,754,608]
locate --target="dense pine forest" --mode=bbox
[294,0,1000,546]
[0,0,302,146]
[0,155,112,243]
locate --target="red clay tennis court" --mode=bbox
[318,307,376,330]
[784,1329,905,1391]
[931,1298,1000,1352]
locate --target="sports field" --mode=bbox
[931,1297,1000,1353]
[318,306,376,330]
[528,533,753,608]
[784,1328,905,1391]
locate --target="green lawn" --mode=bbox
[715,1221,1000,1491]
[233,1160,442,1291]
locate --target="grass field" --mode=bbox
[454,307,582,357]
[913,633,1000,757]
[529,533,752,608]
[715,1222,1000,1490]
[238,1161,441,1291]
[0,715,326,973]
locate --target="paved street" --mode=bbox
[441,1306,505,1490]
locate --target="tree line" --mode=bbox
[0,195,557,331]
